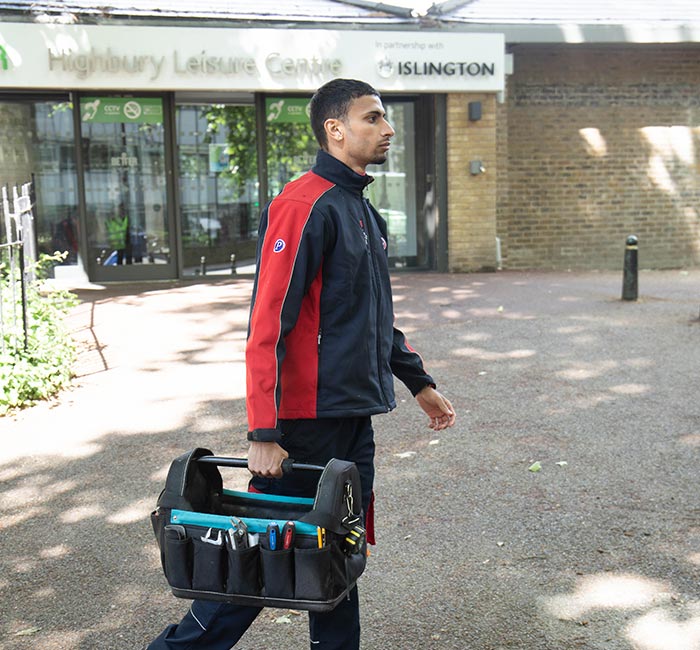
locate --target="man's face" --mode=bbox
[334,94,395,173]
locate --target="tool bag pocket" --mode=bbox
[151,448,367,612]
[191,536,226,592]
[294,546,332,601]
[260,547,295,599]
[226,545,261,596]
[161,528,191,590]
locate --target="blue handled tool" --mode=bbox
[267,522,280,551]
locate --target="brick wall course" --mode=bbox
[447,93,499,271]
[488,43,700,270]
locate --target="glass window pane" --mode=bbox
[367,102,417,264]
[265,97,316,201]
[176,104,259,276]
[0,99,79,266]
[80,96,169,269]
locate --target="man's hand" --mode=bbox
[416,386,456,431]
[247,441,289,478]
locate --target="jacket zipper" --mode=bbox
[362,199,391,411]
[317,328,322,393]
[358,218,370,249]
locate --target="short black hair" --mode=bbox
[309,78,381,149]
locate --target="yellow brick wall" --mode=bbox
[499,44,700,270]
[446,93,499,271]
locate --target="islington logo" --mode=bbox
[376,56,495,79]
[0,45,10,71]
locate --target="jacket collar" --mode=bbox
[312,149,374,193]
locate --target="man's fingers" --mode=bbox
[417,388,456,430]
[258,457,285,478]
[428,409,456,430]
[439,396,456,426]
[247,442,288,478]
[250,462,281,478]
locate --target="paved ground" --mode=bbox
[1,269,699,650]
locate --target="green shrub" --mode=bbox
[0,252,79,415]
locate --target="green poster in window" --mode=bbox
[209,143,229,173]
[80,97,163,124]
[266,98,311,124]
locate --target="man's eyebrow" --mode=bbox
[363,109,385,118]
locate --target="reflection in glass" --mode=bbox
[265,97,317,200]
[0,100,79,267]
[367,102,417,263]
[263,99,418,266]
[81,98,169,268]
[176,104,259,275]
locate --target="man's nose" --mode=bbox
[383,120,395,137]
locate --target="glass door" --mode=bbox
[367,98,433,269]
[175,102,259,277]
[367,101,417,267]
[265,96,318,201]
[263,95,433,269]
[80,95,175,280]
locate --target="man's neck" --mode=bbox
[323,146,366,176]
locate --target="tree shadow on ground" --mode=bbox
[1,271,699,649]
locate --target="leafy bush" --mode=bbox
[0,253,79,415]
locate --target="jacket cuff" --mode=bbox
[247,428,283,443]
[408,377,437,397]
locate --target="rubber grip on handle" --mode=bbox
[197,455,324,473]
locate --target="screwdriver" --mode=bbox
[282,521,296,549]
[267,522,280,551]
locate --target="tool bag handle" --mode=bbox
[197,456,363,537]
[156,449,325,512]
[197,456,325,474]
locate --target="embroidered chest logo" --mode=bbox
[273,239,286,253]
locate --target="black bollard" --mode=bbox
[230,253,237,276]
[200,255,207,276]
[622,235,638,301]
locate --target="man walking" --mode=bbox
[147,78,455,650]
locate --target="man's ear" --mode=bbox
[324,118,344,144]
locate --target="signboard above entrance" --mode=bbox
[266,98,311,124]
[80,97,164,124]
[0,23,505,93]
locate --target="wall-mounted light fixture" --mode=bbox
[470,160,486,175]
[468,101,482,121]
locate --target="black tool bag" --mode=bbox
[150,448,367,612]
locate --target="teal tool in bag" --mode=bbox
[150,448,367,612]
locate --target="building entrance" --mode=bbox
[80,95,176,281]
[367,100,424,267]
[175,99,260,277]
[0,91,436,283]
[174,93,435,276]
[262,94,434,269]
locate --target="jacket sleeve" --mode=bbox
[390,327,436,397]
[245,195,326,443]
[373,203,435,397]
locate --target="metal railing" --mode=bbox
[1,182,36,354]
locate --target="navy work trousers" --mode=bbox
[147,416,375,650]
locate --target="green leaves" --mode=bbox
[0,254,78,415]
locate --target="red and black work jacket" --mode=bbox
[246,150,435,443]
